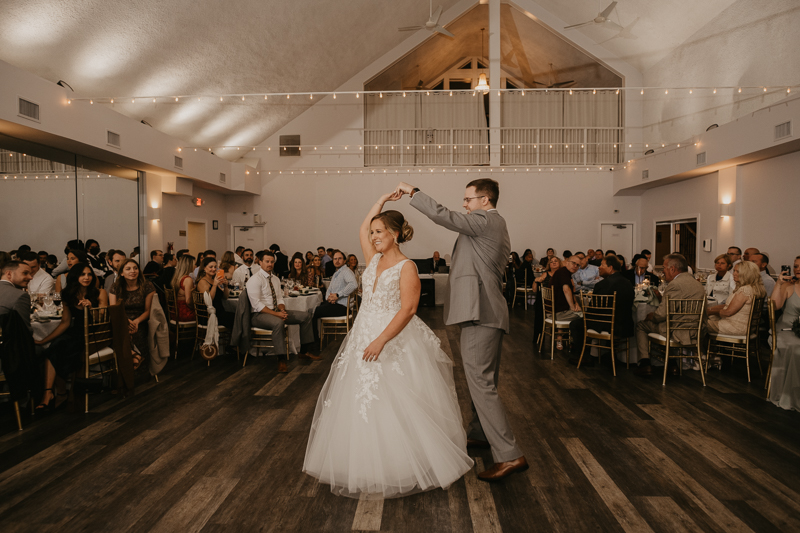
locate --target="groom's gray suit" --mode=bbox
[410,192,522,463]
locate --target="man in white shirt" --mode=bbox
[572,252,600,292]
[312,250,358,341]
[21,251,54,294]
[232,248,260,287]
[750,253,775,298]
[234,246,245,266]
[247,251,318,372]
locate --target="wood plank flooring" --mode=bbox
[1,306,799,532]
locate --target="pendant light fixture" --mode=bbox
[476,28,490,93]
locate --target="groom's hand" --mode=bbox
[395,182,416,196]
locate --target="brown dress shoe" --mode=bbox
[467,439,491,449]
[298,353,322,361]
[477,456,529,483]
[277,361,289,373]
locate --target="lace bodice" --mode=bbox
[360,254,412,314]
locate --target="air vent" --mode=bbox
[219,172,226,184]
[107,131,121,148]
[696,152,707,166]
[280,134,300,156]
[18,98,40,121]
[174,156,183,169]
[642,169,649,180]
[775,121,792,141]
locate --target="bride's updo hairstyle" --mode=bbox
[371,210,414,244]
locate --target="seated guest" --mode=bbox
[247,251,318,372]
[143,249,164,279]
[634,254,705,377]
[104,250,127,293]
[562,250,573,261]
[220,261,236,284]
[506,251,521,301]
[641,249,654,272]
[45,254,58,274]
[196,257,235,329]
[347,254,362,293]
[170,255,196,321]
[156,252,177,288]
[0,260,33,332]
[0,251,13,270]
[707,260,765,349]
[221,251,236,268]
[569,255,635,366]
[589,249,604,267]
[287,253,308,288]
[313,250,358,342]
[705,253,733,305]
[616,255,628,272]
[768,255,800,411]
[51,239,85,277]
[324,248,336,277]
[539,248,555,267]
[427,251,446,273]
[532,256,561,343]
[516,249,535,287]
[55,249,90,293]
[742,247,759,263]
[38,251,48,268]
[192,250,215,280]
[750,253,775,299]
[305,251,315,266]
[176,249,189,260]
[572,252,600,292]
[269,244,290,278]
[605,250,617,256]
[109,259,156,370]
[586,248,595,260]
[727,246,743,266]
[21,251,54,294]
[623,255,661,287]
[307,255,326,291]
[34,264,108,411]
[85,239,106,274]
[549,256,582,350]
[130,246,140,261]
[231,248,260,287]
[234,246,245,266]
[318,246,331,270]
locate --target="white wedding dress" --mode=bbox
[303,253,474,499]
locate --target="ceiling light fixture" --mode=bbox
[476,28,490,94]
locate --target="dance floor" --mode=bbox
[1,307,800,532]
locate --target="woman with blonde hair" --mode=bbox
[707,260,766,336]
[171,255,196,321]
[706,253,733,304]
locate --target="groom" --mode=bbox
[396,179,528,482]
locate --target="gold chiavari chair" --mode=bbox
[578,292,629,376]
[245,326,290,367]
[766,299,777,397]
[646,297,706,386]
[192,291,234,365]
[513,270,534,310]
[319,293,357,348]
[538,286,573,360]
[165,288,196,359]
[0,330,23,431]
[705,296,765,382]
[84,306,119,413]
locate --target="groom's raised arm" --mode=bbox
[410,191,487,237]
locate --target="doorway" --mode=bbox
[187,221,206,257]
[655,219,698,272]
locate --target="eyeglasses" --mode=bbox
[463,195,486,203]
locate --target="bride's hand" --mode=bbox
[362,339,385,362]
[379,191,402,203]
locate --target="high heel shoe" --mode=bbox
[35,388,56,414]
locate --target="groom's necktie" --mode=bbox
[267,274,279,311]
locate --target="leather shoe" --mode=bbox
[298,353,322,361]
[467,438,491,449]
[634,365,653,377]
[477,456,529,482]
[277,361,289,373]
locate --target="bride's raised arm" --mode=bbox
[359,191,401,265]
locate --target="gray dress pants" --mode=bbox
[251,310,313,360]
[461,323,523,463]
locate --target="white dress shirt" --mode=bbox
[234,253,244,265]
[28,268,55,294]
[232,263,261,287]
[247,269,284,313]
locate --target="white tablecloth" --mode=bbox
[32,318,60,350]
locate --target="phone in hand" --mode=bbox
[781,265,792,279]
[216,269,225,281]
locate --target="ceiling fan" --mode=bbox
[564,1,623,31]
[532,63,576,89]
[398,0,454,38]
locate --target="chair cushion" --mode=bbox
[169,319,195,326]
[544,318,573,326]
[88,346,115,364]
[648,333,667,342]
[587,329,611,336]
[252,327,273,335]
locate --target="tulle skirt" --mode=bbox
[303,311,474,499]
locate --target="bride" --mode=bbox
[303,192,474,499]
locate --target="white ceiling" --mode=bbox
[0,0,738,161]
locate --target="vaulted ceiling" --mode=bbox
[1,0,739,161]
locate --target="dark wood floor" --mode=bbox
[2,306,800,532]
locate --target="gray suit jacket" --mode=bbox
[653,272,706,345]
[410,192,511,333]
[0,280,32,332]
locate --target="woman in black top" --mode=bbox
[35,263,108,410]
[195,256,235,329]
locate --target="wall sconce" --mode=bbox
[148,206,161,221]
[719,202,734,218]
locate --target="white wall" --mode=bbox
[160,187,231,256]
[0,176,138,255]
[247,170,641,263]
[642,0,800,144]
